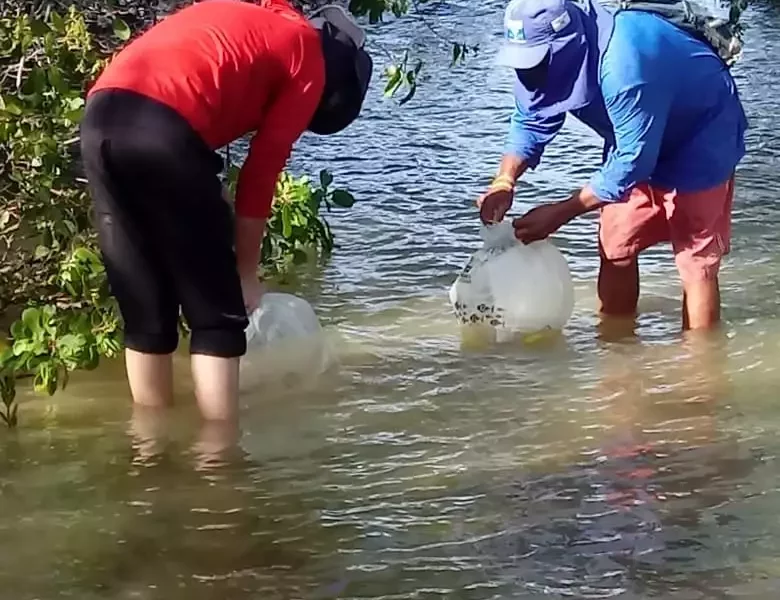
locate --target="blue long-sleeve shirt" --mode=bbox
[505,10,748,201]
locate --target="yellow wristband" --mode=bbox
[489,175,514,191]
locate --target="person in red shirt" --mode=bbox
[79,0,371,424]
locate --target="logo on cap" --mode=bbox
[505,19,527,42]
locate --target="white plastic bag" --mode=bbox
[449,222,575,343]
[239,292,335,392]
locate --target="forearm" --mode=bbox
[494,154,530,187]
[561,185,607,219]
[234,216,267,278]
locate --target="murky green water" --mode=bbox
[4,2,780,598]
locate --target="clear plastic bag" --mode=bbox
[449,222,575,343]
[239,292,335,392]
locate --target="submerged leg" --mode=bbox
[190,354,241,422]
[681,276,721,331]
[125,350,174,407]
[671,176,734,332]
[598,255,640,317]
[597,255,640,341]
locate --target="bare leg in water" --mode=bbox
[191,354,240,422]
[597,255,640,341]
[597,254,722,334]
[125,350,174,407]
[124,350,240,418]
[129,402,171,464]
[681,277,721,331]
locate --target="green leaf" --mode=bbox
[314,218,335,254]
[50,11,65,33]
[330,190,356,208]
[30,18,49,37]
[0,347,13,369]
[1,96,22,116]
[26,67,47,96]
[66,96,85,111]
[390,0,410,17]
[73,246,95,262]
[281,204,293,238]
[12,340,34,357]
[309,189,324,213]
[319,169,333,189]
[33,362,58,396]
[46,66,65,94]
[112,17,131,41]
[9,320,25,340]
[34,245,49,259]
[384,66,403,97]
[55,333,85,354]
[21,308,42,335]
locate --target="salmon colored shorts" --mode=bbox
[599,176,735,282]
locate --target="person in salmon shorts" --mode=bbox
[79,0,372,423]
[478,0,747,332]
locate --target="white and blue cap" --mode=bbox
[496,0,576,69]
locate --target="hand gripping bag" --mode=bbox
[239,292,335,392]
[449,222,575,343]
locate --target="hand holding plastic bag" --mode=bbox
[240,275,264,313]
[240,292,335,392]
[449,221,574,343]
[478,187,514,225]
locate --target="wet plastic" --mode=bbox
[240,292,335,391]
[449,222,575,343]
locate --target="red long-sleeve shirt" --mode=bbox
[89,0,325,218]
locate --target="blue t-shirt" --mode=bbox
[505,10,748,201]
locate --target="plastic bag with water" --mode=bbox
[239,292,335,391]
[449,221,575,343]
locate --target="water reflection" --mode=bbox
[128,404,243,470]
[433,338,758,599]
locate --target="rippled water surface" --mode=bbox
[4,2,780,598]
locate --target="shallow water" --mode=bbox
[4,1,780,598]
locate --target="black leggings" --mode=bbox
[80,89,248,357]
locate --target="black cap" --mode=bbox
[308,19,373,135]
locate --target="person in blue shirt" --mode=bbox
[478,0,747,331]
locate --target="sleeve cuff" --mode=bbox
[503,143,541,169]
[588,171,624,203]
